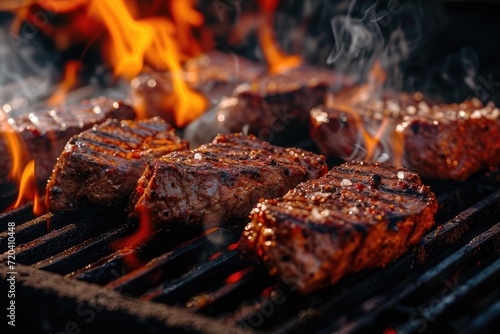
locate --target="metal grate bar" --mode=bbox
[194,267,276,316]
[0,202,36,233]
[143,250,249,305]
[32,223,133,274]
[69,250,130,285]
[15,208,127,265]
[244,190,500,333]
[328,223,500,334]
[106,227,241,296]
[460,298,500,334]
[394,255,500,333]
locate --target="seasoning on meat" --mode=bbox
[45,117,189,212]
[128,133,328,228]
[238,160,438,294]
[310,94,500,180]
[0,96,136,184]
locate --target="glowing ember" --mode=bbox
[225,267,251,284]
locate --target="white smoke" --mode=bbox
[326,0,443,94]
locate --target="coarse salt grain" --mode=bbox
[348,207,359,215]
[397,171,405,179]
[341,178,353,187]
[311,208,323,220]
[194,153,202,160]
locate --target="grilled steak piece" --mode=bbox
[0,97,136,185]
[129,133,328,228]
[239,160,438,294]
[45,118,189,212]
[210,65,342,146]
[129,50,265,125]
[310,94,500,180]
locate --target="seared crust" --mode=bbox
[128,133,328,228]
[310,95,500,181]
[0,96,136,184]
[214,65,341,145]
[238,160,438,294]
[45,118,188,212]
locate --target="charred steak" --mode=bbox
[46,118,189,212]
[0,96,136,184]
[129,133,328,228]
[310,94,500,180]
[238,160,438,294]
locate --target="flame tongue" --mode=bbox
[94,0,207,127]
[9,0,209,127]
[48,60,80,106]
[8,160,45,215]
[326,61,394,162]
[3,130,24,182]
[257,0,302,74]
[94,0,152,79]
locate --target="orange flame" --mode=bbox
[3,131,24,181]
[326,61,392,161]
[48,60,80,106]
[8,0,209,128]
[170,0,204,57]
[112,206,154,270]
[257,0,302,74]
[94,0,207,127]
[7,160,45,215]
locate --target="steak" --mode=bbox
[128,50,265,126]
[184,65,346,148]
[310,94,500,180]
[212,65,342,146]
[45,117,189,212]
[238,160,438,294]
[0,96,136,185]
[128,133,328,229]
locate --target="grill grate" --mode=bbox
[1,170,499,333]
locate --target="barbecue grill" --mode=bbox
[1,159,499,333]
[1,1,500,333]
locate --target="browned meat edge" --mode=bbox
[0,96,136,185]
[238,160,438,294]
[214,65,340,146]
[46,117,189,212]
[310,96,500,180]
[128,132,328,229]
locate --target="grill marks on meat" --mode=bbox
[310,95,500,180]
[0,97,135,184]
[46,118,189,212]
[238,160,438,294]
[129,133,328,229]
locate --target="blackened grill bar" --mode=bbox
[0,169,499,333]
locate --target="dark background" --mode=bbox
[1,0,500,105]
